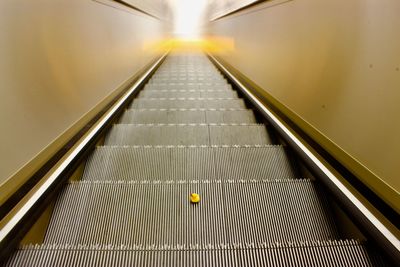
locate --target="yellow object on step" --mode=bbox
[190,193,200,204]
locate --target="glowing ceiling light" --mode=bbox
[169,0,208,40]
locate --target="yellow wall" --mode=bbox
[0,0,166,204]
[207,0,400,211]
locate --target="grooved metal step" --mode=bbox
[155,71,220,75]
[153,74,222,78]
[139,90,237,98]
[105,124,271,146]
[5,53,382,266]
[5,241,387,267]
[120,109,256,124]
[144,84,232,91]
[82,146,297,181]
[130,98,245,109]
[148,82,229,86]
[150,77,226,82]
[44,180,338,246]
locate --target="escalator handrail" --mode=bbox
[208,53,400,263]
[0,52,168,263]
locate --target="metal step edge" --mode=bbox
[43,179,339,245]
[143,84,232,87]
[138,93,238,98]
[132,98,239,100]
[124,108,251,111]
[147,83,230,86]
[105,124,271,146]
[142,87,233,91]
[82,144,298,181]
[19,239,367,250]
[83,145,296,178]
[140,90,233,93]
[150,78,225,80]
[70,179,311,185]
[8,241,386,267]
[95,144,281,148]
[110,123,263,126]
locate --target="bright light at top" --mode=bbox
[169,0,208,40]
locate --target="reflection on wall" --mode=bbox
[206,0,400,211]
[208,0,261,20]
[0,0,166,205]
[117,0,170,18]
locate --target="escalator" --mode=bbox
[4,53,388,266]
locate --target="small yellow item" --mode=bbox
[190,193,200,204]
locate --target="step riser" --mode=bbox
[120,110,256,124]
[105,125,271,146]
[139,91,237,98]
[130,99,245,109]
[153,74,222,78]
[44,181,338,246]
[82,147,297,181]
[6,241,385,267]
[144,85,232,91]
[148,82,228,86]
[150,77,225,81]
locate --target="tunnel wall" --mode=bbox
[206,0,400,211]
[0,0,166,204]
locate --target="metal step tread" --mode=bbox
[150,77,225,81]
[148,81,227,86]
[6,240,386,267]
[139,90,237,98]
[141,89,234,92]
[120,109,256,124]
[44,180,338,246]
[152,74,223,78]
[105,124,271,146]
[143,84,232,90]
[82,145,297,181]
[130,98,245,109]
[124,108,250,111]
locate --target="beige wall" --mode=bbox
[0,0,166,203]
[207,0,400,211]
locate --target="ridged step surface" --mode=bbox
[143,84,232,91]
[5,241,386,267]
[150,77,226,82]
[148,82,229,86]
[130,98,245,109]
[44,180,338,246]
[105,124,271,146]
[120,109,256,124]
[139,90,237,98]
[82,146,297,181]
[8,53,382,266]
[152,74,222,78]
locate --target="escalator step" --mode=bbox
[6,241,386,267]
[139,90,237,98]
[120,109,256,124]
[105,124,271,146]
[130,98,245,109]
[143,84,232,91]
[44,180,338,246]
[152,74,223,79]
[150,77,226,82]
[82,146,297,181]
[148,82,228,86]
